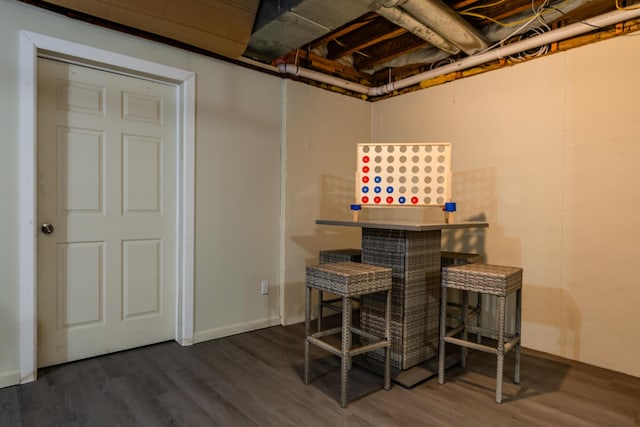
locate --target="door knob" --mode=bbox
[41,223,54,234]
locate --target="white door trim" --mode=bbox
[18,30,195,383]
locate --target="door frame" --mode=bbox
[18,30,196,383]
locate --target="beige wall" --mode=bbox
[370,35,640,378]
[0,0,281,387]
[281,82,370,324]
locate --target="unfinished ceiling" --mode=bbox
[21,0,640,100]
[245,0,640,99]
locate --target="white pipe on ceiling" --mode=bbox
[276,8,640,98]
[276,63,372,95]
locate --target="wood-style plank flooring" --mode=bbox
[1,320,639,426]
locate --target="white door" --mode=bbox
[36,58,178,368]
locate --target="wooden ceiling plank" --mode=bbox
[354,38,428,70]
[328,28,407,60]
[37,0,259,57]
[326,15,403,56]
[308,12,379,49]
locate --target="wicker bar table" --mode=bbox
[316,218,488,386]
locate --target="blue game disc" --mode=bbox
[362,186,369,193]
[386,186,393,193]
[399,196,406,204]
[374,186,381,193]
[374,176,382,183]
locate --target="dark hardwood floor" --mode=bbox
[1,319,639,426]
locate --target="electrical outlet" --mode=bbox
[260,280,269,295]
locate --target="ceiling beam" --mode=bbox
[327,16,407,60]
[353,34,429,70]
[308,12,379,50]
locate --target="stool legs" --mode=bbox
[306,286,390,407]
[317,290,324,332]
[515,288,522,384]
[438,283,447,385]
[304,286,311,385]
[461,290,469,368]
[384,289,391,391]
[439,289,521,404]
[340,296,352,408]
[496,295,506,403]
[476,293,482,344]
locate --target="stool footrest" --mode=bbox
[443,336,497,354]
[307,336,343,357]
[307,334,389,358]
[308,326,385,343]
[350,340,390,357]
[467,325,520,349]
[504,336,521,353]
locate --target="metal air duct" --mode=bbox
[383,0,489,55]
[376,5,460,54]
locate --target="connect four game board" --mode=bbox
[356,142,452,207]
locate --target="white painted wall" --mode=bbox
[0,0,281,387]
[370,34,640,378]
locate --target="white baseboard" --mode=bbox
[193,316,281,344]
[0,370,20,389]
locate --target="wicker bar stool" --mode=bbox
[305,261,392,408]
[317,249,362,330]
[440,252,483,340]
[438,263,523,403]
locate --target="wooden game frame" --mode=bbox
[355,142,452,207]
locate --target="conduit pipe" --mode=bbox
[376,6,460,54]
[276,63,372,95]
[277,8,640,97]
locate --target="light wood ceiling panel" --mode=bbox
[39,0,260,58]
